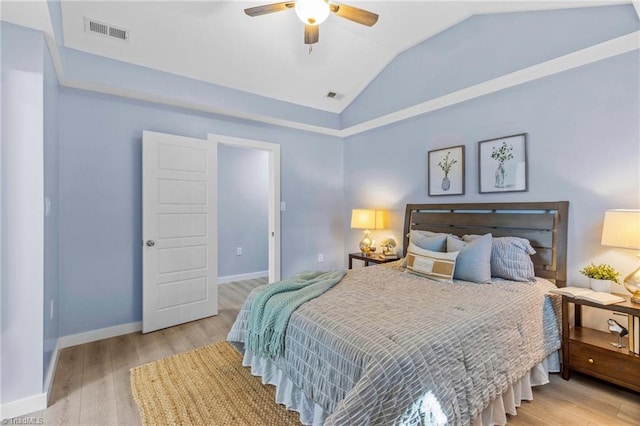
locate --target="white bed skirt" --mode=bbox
[242,349,560,426]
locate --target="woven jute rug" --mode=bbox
[130,341,301,425]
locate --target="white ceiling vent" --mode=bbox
[84,17,129,41]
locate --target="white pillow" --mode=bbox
[406,242,459,283]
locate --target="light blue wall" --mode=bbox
[218,145,269,278]
[1,22,45,403]
[43,39,60,383]
[342,4,640,127]
[61,48,342,130]
[344,50,640,282]
[58,89,344,336]
[39,4,640,338]
[2,0,637,360]
[1,2,637,412]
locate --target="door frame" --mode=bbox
[207,133,281,283]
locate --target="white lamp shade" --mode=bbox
[601,209,640,250]
[351,209,385,230]
[295,0,330,25]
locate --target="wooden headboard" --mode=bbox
[403,202,569,287]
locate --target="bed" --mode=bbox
[228,201,569,425]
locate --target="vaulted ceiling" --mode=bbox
[2,1,629,114]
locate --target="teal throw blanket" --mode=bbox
[246,270,346,359]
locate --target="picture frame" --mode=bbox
[478,133,528,194]
[427,145,465,196]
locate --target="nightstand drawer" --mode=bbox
[562,295,640,394]
[570,340,640,388]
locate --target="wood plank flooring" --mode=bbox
[22,277,640,425]
[38,278,264,425]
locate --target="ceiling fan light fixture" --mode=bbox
[295,0,330,25]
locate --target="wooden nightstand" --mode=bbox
[561,294,640,392]
[348,253,399,269]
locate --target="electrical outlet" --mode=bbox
[45,197,51,217]
[50,299,54,320]
[318,253,324,263]
[280,201,286,211]
[237,247,243,256]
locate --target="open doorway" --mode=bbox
[217,145,268,282]
[208,133,281,283]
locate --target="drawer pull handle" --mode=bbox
[588,358,594,364]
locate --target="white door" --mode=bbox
[142,131,217,333]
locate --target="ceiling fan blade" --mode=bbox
[329,3,378,27]
[304,24,319,45]
[244,2,295,17]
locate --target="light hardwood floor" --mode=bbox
[24,278,640,425]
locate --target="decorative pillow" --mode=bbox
[447,233,492,283]
[464,235,536,281]
[409,230,448,251]
[405,242,458,283]
[402,230,449,267]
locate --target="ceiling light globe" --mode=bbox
[295,0,330,25]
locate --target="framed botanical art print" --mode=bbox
[478,133,528,193]
[427,145,465,196]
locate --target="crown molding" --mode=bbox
[43,28,639,138]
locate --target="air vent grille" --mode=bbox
[109,27,128,40]
[325,91,343,100]
[89,21,108,36]
[85,17,129,41]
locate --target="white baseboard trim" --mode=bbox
[1,339,61,419]
[58,321,142,349]
[1,392,47,420]
[218,271,268,285]
[44,339,61,403]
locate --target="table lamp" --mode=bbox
[601,209,640,303]
[351,209,385,255]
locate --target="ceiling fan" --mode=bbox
[244,0,379,49]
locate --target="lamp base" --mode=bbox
[359,230,372,255]
[624,262,640,304]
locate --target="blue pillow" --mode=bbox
[410,230,447,251]
[402,230,449,268]
[464,235,536,281]
[447,233,492,283]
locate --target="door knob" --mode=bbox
[146,240,156,247]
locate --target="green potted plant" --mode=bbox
[580,263,621,293]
